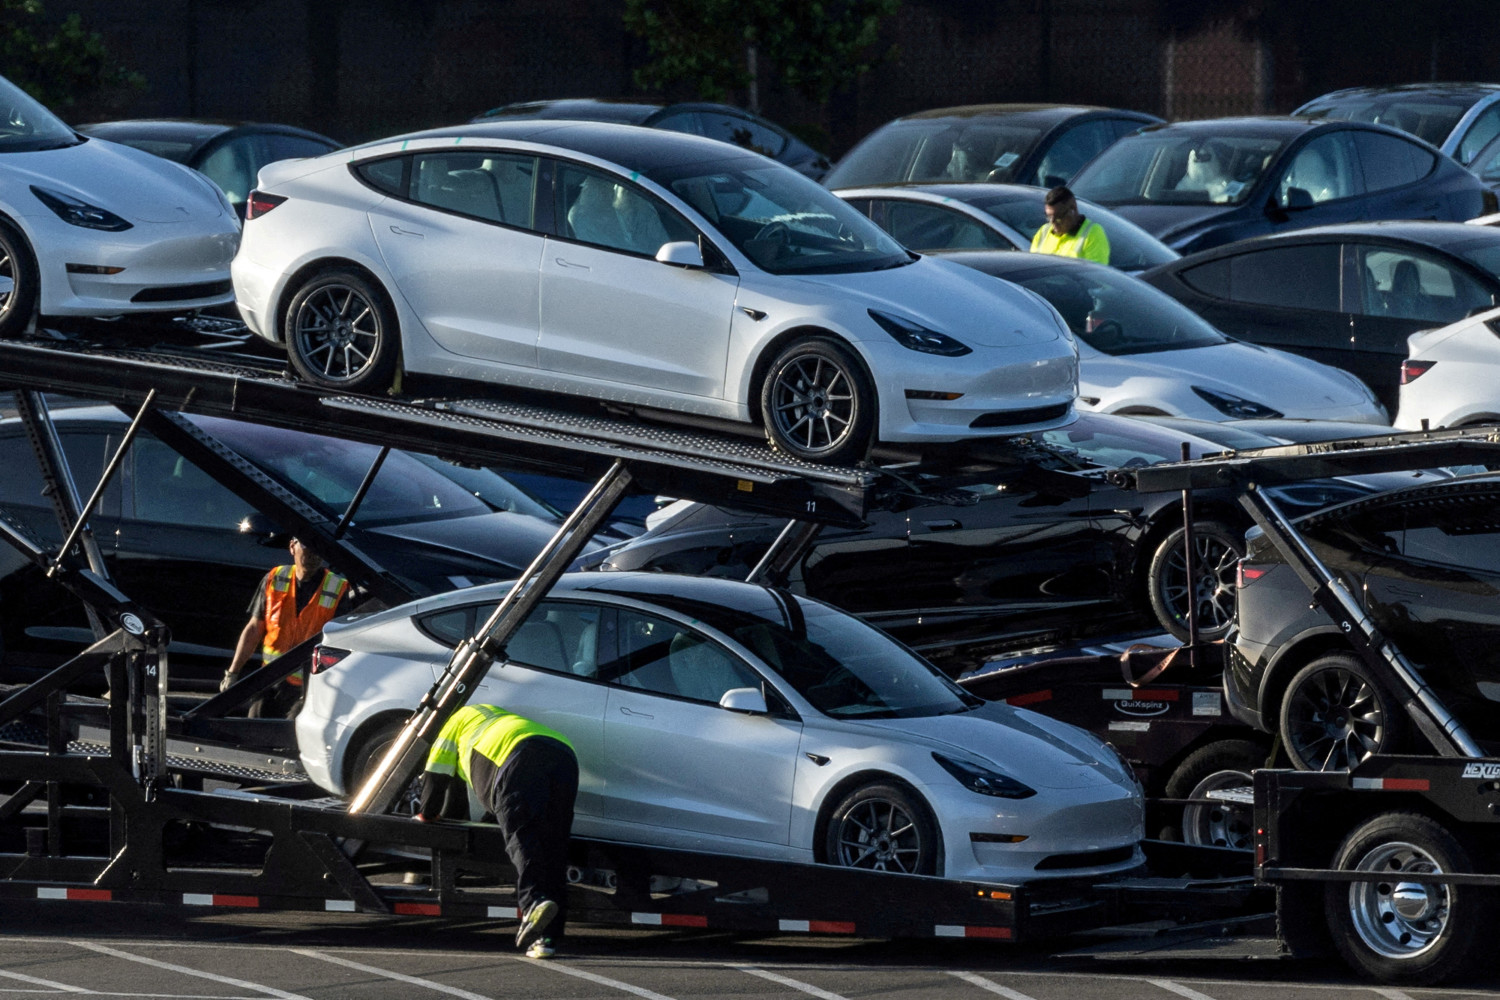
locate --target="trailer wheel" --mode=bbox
[1326,811,1491,986]
[1160,739,1262,848]
[285,269,400,393]
[0,220,38,339]
[1147,521,1243,642]
[823,782,938,875]
[760,336,875,465]
[1280,653,1404,771]
[348,721,421,815]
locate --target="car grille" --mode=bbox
[131,280,233,303]
[1034,844,1136,870]
[969,402,1072,429]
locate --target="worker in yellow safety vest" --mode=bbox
[416,704,579,959]
[1030,185,1110,265]
[221,536,350,717]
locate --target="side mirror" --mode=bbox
[237,511,290,548]
[656,240,705,268]
[719,686,768,714]
[1283,187,1315,210]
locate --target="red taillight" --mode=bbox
[309,645,350,676]
[245,190,287,220]
[1400,359,1435,385]
[1237,561,1267,588]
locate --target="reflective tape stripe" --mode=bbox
[1353,777,1430,791]
[1006,690,1052,706]
[487,905,518,919]
[1102,689,1178,700]
[37,887,111,901]
[325,900,356,912]
[778,919,855,934]
[183,893,258,907]
[936,924,1012,939]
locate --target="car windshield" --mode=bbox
[826,121,1045,187]
[1447,235,1500,279]
[1038,413,1223,467]
[193,416,494,527]
[967,192,1179,270]
[1073,133,1285,207]
[0,75,80,153]
[665,592,977,718]
[647,154,909,275]
[980,260,1224,354]
[1297,94,1470,150]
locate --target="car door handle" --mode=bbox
[619,705,653,719]
[388,225,424,238]
[922,519,962,531]
[554,257,590,270]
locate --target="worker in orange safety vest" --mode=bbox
[221,536,350,717]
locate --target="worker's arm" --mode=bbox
[221,618,266,692]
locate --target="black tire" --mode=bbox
[1325,811,1491,985]
[284,269,400,392]
[822,782,938,875]
[347,720,421,815]
[1147,520,1244,642]
[0,220,38,339]
[1279,653,1405,771]
[1159,739,1263,848]
[760,336,875,465]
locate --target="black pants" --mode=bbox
[472,736,578,940]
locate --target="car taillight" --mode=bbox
[310,645,350,676]
[1400,359,1434,385]
[1237,561,1267,589]
[245,190,286,220]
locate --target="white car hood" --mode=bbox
[789,256,1068,350]
[14,139,224,224]
[1084,341,1369,409]
[842,701,1126,790]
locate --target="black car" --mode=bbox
[470,98,830,180]
[1293,83,1500,166]
[1070,117,1494,255]
[1141,221,1500,413]
[592,412,1431,671]
[1229,474,1500,771]
[823,104,1160,191]
[78,119,342,218]
[0,405,598,689]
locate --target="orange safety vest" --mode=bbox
[261,566,349,685]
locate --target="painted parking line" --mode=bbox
[1370,991,1417,1000]
[734,966,848,1000]
[293,950,496,1000]
[70,942,315,1000]
[947,970,1040,999]
[1149,981,1218,1000]
[0,968,90,993]
[511,957,678,1000]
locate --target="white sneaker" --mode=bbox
[515,898,558,949]
[525,937,555,959]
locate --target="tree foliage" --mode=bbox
[0,0,143,112]
[624,0,899,106]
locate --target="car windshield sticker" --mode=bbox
[1192,691,1222,716]
[993,152,1019,169]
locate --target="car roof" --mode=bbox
[1137,115,1359,139]
[888,104,1159,126]
[1167,220,1500,258]
[935,248,1113,278]
[366,120,765,175]
[1301,83,1500,104]
[834,181,1046,202]
[472,98,662,125]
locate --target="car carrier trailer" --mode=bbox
[0,329,1259,950]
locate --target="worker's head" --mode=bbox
[1044,185,1080,234]
[289,537,324,575]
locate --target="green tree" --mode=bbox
[624,0,898,110]
[0,0,143,113]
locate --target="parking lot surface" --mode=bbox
[2,903,1498,1000]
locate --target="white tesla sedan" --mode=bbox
[232,121,1080,464]
[297,573,1145,882]
[0,74,240,337]
[942,252,1388,424]
[1395,304,1500,429]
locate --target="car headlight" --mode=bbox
[1102,741,1141,787]
[1191,386,1282,419]
[30,185,133,231]
[932,752,1036,799]
[870,310,972,357]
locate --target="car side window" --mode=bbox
[1035,119,1116,188]
[1225,245,1341,311]
[355,157,406,197]
[1458,104,1500,164]
[604,610,760,704]
[198,137,258,209]
[695,110,786,159]
[0,429,120,535]
[555,163,695,257]
[131,436,243,529]
[265,133,338,162]
[1176,258,1231,298]
[1352,132,1437,193]
[876,199,1012,251]
[1278,132,1361,207]
[1392,495,1500,574]
[418,600,603,679]
[411,151,535,226]
[1353,245,1490,323]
